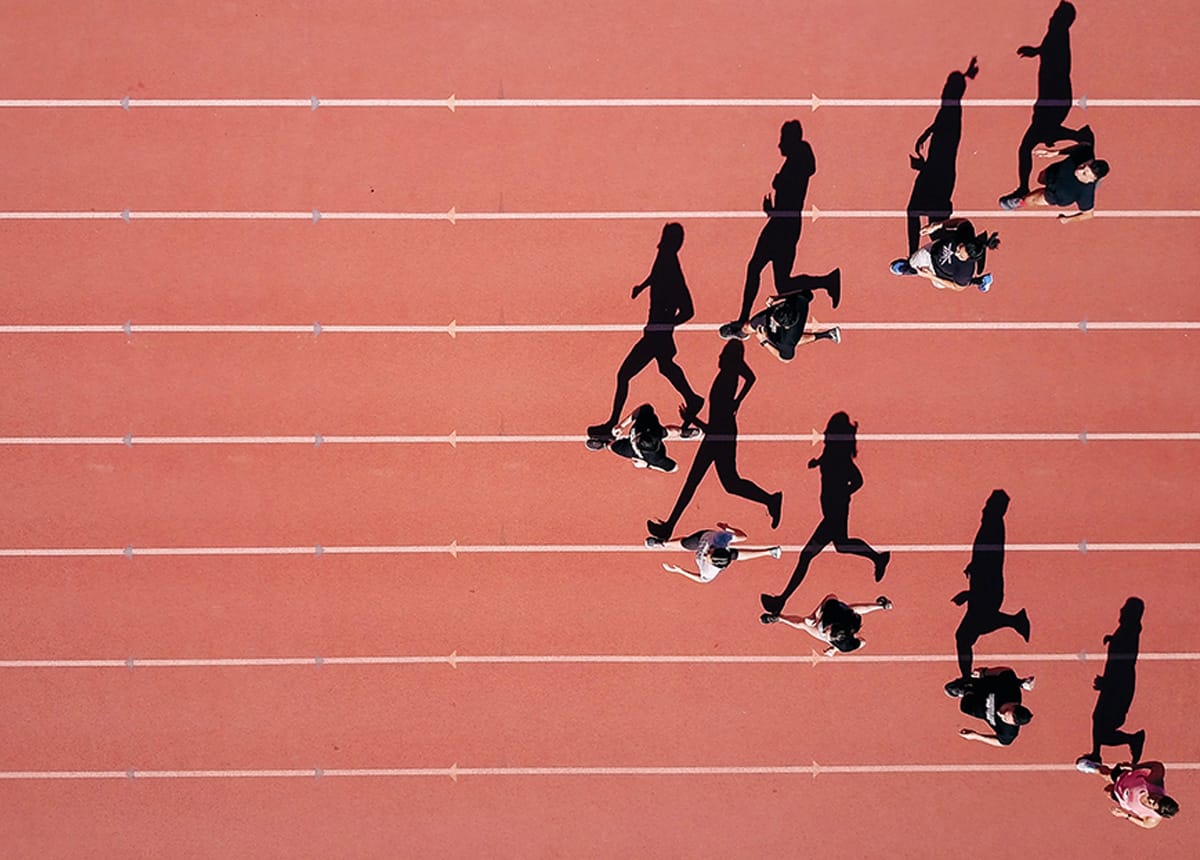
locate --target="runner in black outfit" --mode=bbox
[718,120,819,339]
[589,403,694,473]
[587,223,704,442]
[723,273,841,361]
[948,667,1035,747]
[1000,142,1109,223]
[999,1,1095,205]
[946,490,1031,683]
[646,341,782,543]
[889,219,998,292]
[760,413,890,617]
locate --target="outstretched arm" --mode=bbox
[662,563,706,584]
[959,729,1005,747]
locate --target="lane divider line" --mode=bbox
[1,96,1199,110]
[0,651,1194,670]
[1,321,1197,335]
[0,542,1196,559]
[0,432,1196,447]
[1,762,1198,781]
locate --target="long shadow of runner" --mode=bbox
[947,490,1030,685]
[906,57,978,254]
[1077,598,1147,769]
[720,120,815,334]
[760,413,890,617]
[646,340,782,542]
[1004,1,1094,199]
[588,223,705,438]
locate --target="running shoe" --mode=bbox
[769,546,782,559]
[999,194,1024,210]
[644,536,665,548]
[876,596,893,610]
[760,613,780,625]
[829,326,841,345]
[978,274,993,293]
[889,259,914,276]
[1075,755,1102,774]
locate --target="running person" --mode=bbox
[760,593,893,656]
[651,522,782,583]
[999,142,1108,222]
[722,274,841,362]
[947,667,1035,747]
[588,403,697,473]
[890,219,999,292]
[719,120,817,338]
[760,413,890,617]
[1075,760,1179,828]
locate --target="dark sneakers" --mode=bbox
[890,259,916,276]
[760,613,781,625]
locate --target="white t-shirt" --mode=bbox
[695,530,735,582]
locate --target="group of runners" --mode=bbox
[579,0,1176,829]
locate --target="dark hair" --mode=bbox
[710,547,734,569]
[772,300,802,328]
[963,231,1000,260]
[1156,795,1180,818]
[1090,159,1110,180]
[830,629,862,652]
[1011,705,1033,726]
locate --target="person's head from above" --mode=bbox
[771,299,803,329]
[958,231,1001,260]
[1145,793,1179,819]
[829,626,862,653]
[779,119,804,156]
[997,703,1033,725]
[1075,159,1109,184]
[983,489,1011,518]
[709,546,737,569]
[658,221,685,253]
[718,339,745,369]
[634,431,663,454]
[1050,1,1076,30]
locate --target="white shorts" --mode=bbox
[909,246,933,272]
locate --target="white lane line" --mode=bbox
[0,209,1195,222]
[0,96,1198,110]
[0,762,1198,781]
[0,542,1195,559]
[1,651,1196,670]
[1,321,1197,335]
[0,432,1196,447]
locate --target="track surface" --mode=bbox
[1,2,1198,857]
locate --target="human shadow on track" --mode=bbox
[947,490,1031,681]
[646,340,781,543]
[587,223,705,440]
[759,413,890,617]
[906,57,979,254]
[1004,1,1094,199]
[721,120,816,334]
[1077,597,1147,769]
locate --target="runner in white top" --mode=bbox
[648,522,782,583]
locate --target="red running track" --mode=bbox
[1,1,1198,857]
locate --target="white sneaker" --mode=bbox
[830,327,841,344]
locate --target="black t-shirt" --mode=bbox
[960,669,1022,745]
[766,295,806,360]
[930,240,976,286]
[1044,145,1097,211]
